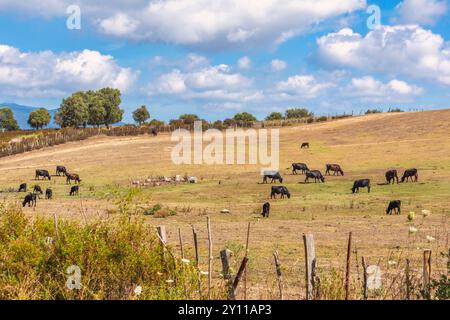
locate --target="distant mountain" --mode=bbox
[0,103,59,130]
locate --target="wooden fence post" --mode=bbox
[243,222,251,300]
[345,232,352,300]
[192,225,199,267]
[220,249,234,299]
[361,257,368,300]
[157,225,167,246]
[423,250,432,297]
[303,234,316,300]
[405,258,411,300]
[178,228,184,259]
[273,250,283,300]
[231,257,249,297]
[207,217,213,300]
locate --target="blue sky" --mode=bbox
[0,0,449,122]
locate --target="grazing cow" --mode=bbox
[305,170,325,183]
[66,173,81,184]
[45,188,53,200]
[22,193,37,207]
[151,129,158,136]
[33,185,43,195]
[289,163,309,175]
[270,186,291,199]
[325,164,344,176]
[35,169,51,180]
[385,169,399,184]
[352,179,371,193]
[386,200,401,215]
[301,142,310,149]
[70,185,79,196]
[262,202,270,218]
[401,168,418,183]
[263,171,283,184]
[56,165,67,176]
[18,183,27,192]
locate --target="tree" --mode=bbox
[56,91,89,128]
[28,108,51,130]
[265,112,284,121]
[179,114,200,125]
[86,90,106,127]
[0,108,20,131]
[132,105,150,125]
[97,88,123,128]
[233,112,257,127]
[285,108,313,119]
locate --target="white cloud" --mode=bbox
[0,44,137,97]
[238,56,252,70]
[395,0,447,25]
[148,62,260,103]
[275,74,334,99]
[345,76,424,101]
[316,25,450,86]
[271,59,287,71]
[0,0,367,48]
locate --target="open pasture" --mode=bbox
[0,110,449,299]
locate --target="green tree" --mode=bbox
[132,105,150,125]
[233,112,257,127]
[97,88,123,128]
[56,91,89,128]
[285,108,313,119]
[178,114,200,125]
[265,112,284,121]
[0,108,20,131]
[86,90,106,127]
[28,108,51,130]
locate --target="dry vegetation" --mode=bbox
[0,110,449,299]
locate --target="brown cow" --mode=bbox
[66,172,81,184]
[325,164,344,176]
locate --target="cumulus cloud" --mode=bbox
[316,25,450,86]
[274,74,334,99]
[395,0,447,25]
[345,76,424,102]
[148,62,261,103]
[0,0,366,48]
[0,44,137,98]
[271,59,288,72]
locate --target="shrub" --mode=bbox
[0,203,206,300]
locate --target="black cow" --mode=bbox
[33,185,43,195]
[305,170,325,183]
[401,168,418,183]
[22,193,37,207]
[270,186,291,199]
[151,129,158,136]
[35,169,51,180]
[385,169,399,184]
[301,142,310,149]
[18,183,27,192]
[262,202,270,218]
[45,188,53,199]
[386,200,401,215]
[289,163,309,175]
[352,179,371,193]
[70,185,79,196]
[325,164,344,176]
[56,165,67,176]
[263,171,283,184]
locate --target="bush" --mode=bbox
[316,116,328,122]
[365,109,383,114]
[0,203,206,300]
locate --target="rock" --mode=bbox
[175,175,184,182]
[220,209,230,214]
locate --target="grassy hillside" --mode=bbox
[0,110,448,299]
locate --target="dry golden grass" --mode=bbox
[0,110,449,299]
